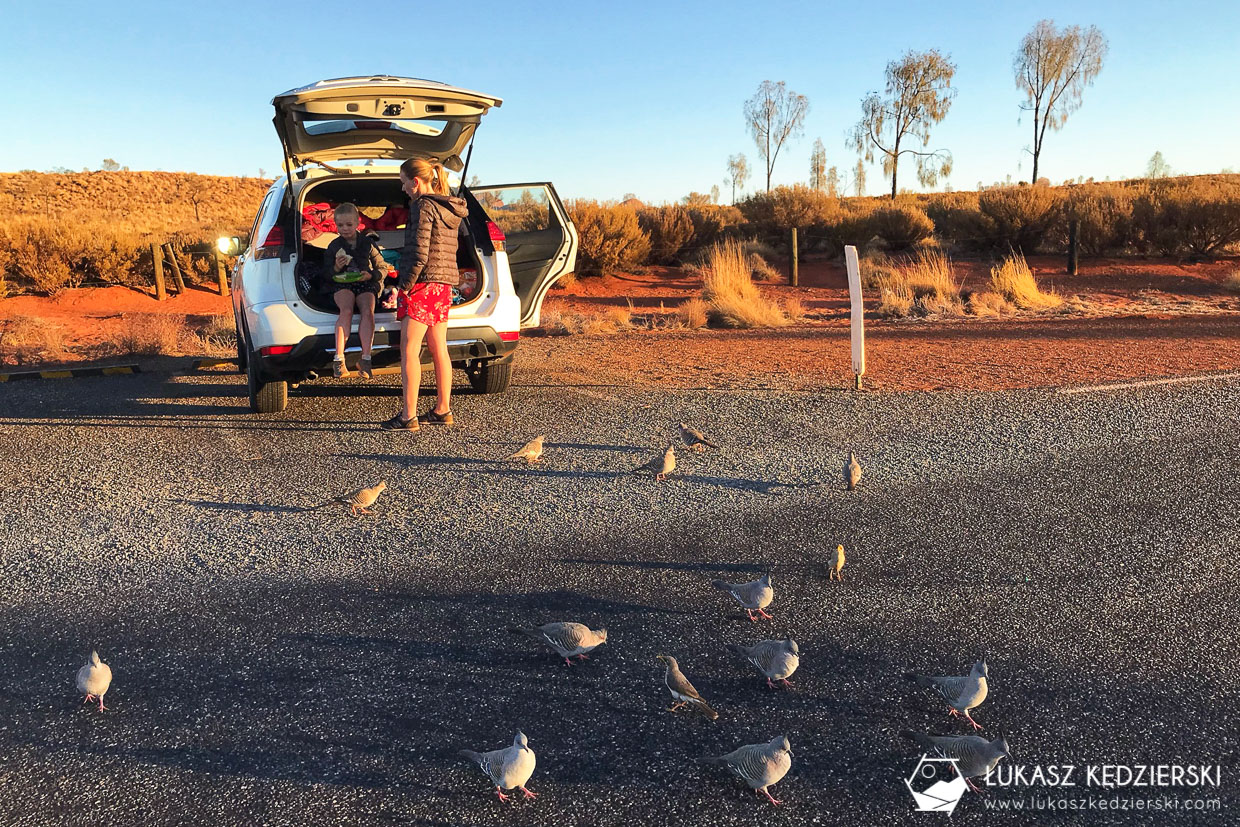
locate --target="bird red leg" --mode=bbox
[576,654,590,661]
[746,609,757,622]
[760,788,783,806]
[966,777,982,794]
[767,678,776,690]
[83,694,93,705]
[965,711,982,731]
[495,788,510,802]
[757,609,774,620]
[97,698,107,712]
[563,658,575,667]
[520,785,538,799]
[779,678,794,689]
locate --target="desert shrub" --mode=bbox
[737,185,847,246]
[117,314,188,355]
[679,297,709,328]
[922,191,986,248]
[861,203,935,251]
[637,205,695,264]
[0,314,68,365]
[968,291,1015,317]
[553,271,578,290]
[565,200,651,275]
[1063,183,1136,255]
[1132,179,1240,256]
[876,280,914,317]
[1221,270,1240,294]
[603,306,635,330]
[685,205,744,248]
[858,251,899,289]
[699,240,788,328]
[988,253,1063,310]
[896,250,959,301]
[977,184,1063,252]
[747,252,782,282]
[1,217,91,293]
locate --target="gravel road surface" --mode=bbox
[0,363,1236,826]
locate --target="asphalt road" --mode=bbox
[0,363,1237,826]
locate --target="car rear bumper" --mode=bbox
[254,325,517,380]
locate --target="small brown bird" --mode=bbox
[679,423,719,453]
[506,436,546,464]
[653,443,677,481]
[829,544,846,581]
[845,452,862,491]
[508,622,608,666]
[656,655,718,720]
[343,481,386,516]
[76,651,112,712]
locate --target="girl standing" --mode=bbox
[382,158,469,431]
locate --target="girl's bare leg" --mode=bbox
[401,318,429,422]
[427,321,453,415]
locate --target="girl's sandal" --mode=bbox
[381,412,420,431]
[419,409,454,426]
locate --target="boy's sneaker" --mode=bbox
[358,357,373,379]
[332,359,348,378]
[419,409,454,426]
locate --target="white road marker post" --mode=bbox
[844,245,865,390]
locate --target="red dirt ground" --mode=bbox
[2,257,1238,392]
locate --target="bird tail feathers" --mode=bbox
[904,672,935,689]
[507,625,539,639]
[901,730,936,751]
[710,580,733,592]
[458,749,484,766]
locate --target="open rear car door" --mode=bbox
[470,183,578,327]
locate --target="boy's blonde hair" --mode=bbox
[333,202,360,221]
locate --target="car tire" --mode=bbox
[247,350,289,413]
[468,360,511,394]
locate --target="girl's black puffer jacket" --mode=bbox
[396,194,469,290]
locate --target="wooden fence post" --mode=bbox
[163,243,186,293]
[213,249,230,297]
[1067,219,1079,275]
[789,227,799,287]
[151,242,167,301]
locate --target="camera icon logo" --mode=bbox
[905,754,969,814]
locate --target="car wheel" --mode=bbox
[247,350,288,413]
[467,360,511,394]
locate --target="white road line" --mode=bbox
[1058,372,1240,395]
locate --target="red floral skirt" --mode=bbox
[397,282,452,325]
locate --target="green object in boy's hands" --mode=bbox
[333,271,366,284]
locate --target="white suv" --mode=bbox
[227,76,577,413]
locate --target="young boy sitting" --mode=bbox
[324,203,388,378]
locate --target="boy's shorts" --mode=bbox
[397,282,452,326]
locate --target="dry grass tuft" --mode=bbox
[0,315,68,365]
[554,271,579,290]
[1223,269,1240,294]
[747,252,782,282]
[117,314,189,355]
[679,297,709,328]
[968,291,1015,317]
[604,306,634,330]
[699,240,789,329]
[988,253,1063,310]
[874,249,961,317]
[783,296,808,322]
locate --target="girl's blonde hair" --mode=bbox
[400,158,451,196]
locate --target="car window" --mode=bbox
[249,190,277,250]
[475,186,552,234]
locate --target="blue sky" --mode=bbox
[1,1,1236,203]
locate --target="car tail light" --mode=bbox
[486,220,506,250]
[255,226,284,261]
[259,345,294,357]
[498,331,519,342]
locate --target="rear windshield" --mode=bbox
[303,118,448,137]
